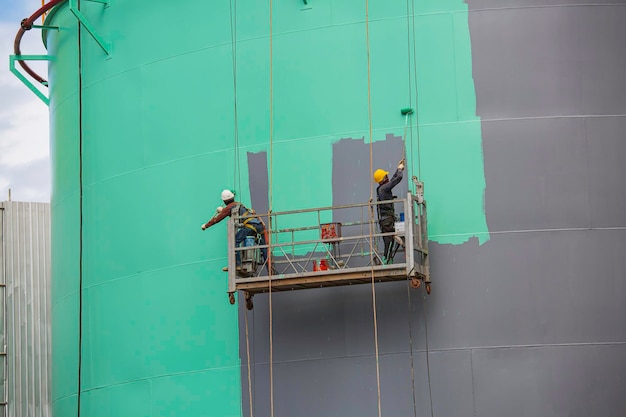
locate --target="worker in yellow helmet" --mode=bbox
[373,159,405,264]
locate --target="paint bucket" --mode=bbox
[319,259,328,271]
[243,236,256,262]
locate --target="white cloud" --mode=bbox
[0,100,49,166]
[0,18,51,202]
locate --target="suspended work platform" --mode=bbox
[226,179,430,309]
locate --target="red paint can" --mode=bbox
[319,259,328,271]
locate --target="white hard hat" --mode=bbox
[221,189,235,201]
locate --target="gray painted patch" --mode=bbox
[482,117,590,232]
[240,231,626,416]
[468,0,626,9]
[468,4,626,118]
[237,4,626,416]
[427,231,626,349]
[331,135,408,212]
[472,344,626,417]
[428,349,475,417]
[586,116,626,227]
[247,151,269,216]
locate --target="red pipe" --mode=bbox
[13,0,66,86]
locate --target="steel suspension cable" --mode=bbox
[229,3,253,415]
[410,0,422,179]
[229,0,242,194]
[244,307,254,417]
[406,277,419,417]
[423,292,434,417]
[409,2,434,415]
[268,0,275,416]
[405,1,418,416]
[405,0,414,178]
[365,1,383,416]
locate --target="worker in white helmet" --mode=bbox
[201,190,267,270]
[373,159,405,264]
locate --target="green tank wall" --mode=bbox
[46,1,487,416]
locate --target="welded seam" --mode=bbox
[76,4,84,415]
[469,3,626,13]
[46,339,626,397]
[235,340,626,366]
[81,114,626,187]
[79,116,626,189]
[75,225,626,291]
[430,226,626,240]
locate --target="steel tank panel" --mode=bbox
[45,2,242,416]
[42,1,626,417]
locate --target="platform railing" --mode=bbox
[226,190,430,305]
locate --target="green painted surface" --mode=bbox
[233,0,489,244]
[47,0,488,416]
[48,3,81,411]
[47,3,244,416]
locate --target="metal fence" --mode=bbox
[0,202,51,417]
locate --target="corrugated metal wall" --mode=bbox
[0,202,51,417]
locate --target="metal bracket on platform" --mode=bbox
[10,55,53,105]
[69,0,111,57]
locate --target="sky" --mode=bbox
[0,0,51,203]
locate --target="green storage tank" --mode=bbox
[44,0,487,415]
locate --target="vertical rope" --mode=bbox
[365,1,382,416]
[408,2,434,415]
[423,293,434,417]
[245,310,254,417]
[404,2,418,416]
[229,0,241,193]
[267,1,275,416]
[410,0,422,179]
[406,283,418,417]
[405,0,414,181]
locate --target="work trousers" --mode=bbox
[235,223,267,265]
[378,216,396,260]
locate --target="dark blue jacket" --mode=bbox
[376,168,403,220]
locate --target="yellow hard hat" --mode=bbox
[373,169,389,183]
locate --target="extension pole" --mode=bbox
[400,107,414,165]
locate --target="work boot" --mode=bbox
[222,266,242,272]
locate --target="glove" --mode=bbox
[398,159,405,170]
[216,206,223,213]
[201,224,207,230]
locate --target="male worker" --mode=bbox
[373,159,405,264]
[201,190,267,271]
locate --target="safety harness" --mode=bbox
[232,203,262,234]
